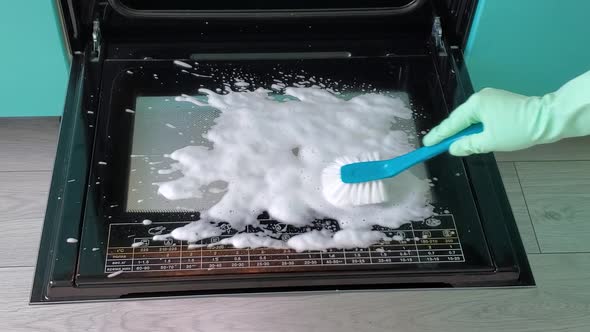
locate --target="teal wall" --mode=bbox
[0,1,69,117]
[465,0,590,96]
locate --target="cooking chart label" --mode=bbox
[104,214,465,274]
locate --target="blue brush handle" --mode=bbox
[414,123,484,159]
[340,123,484,183]
[384,123,484,175]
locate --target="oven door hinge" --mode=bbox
[431,16,447,56]
[91,19,102,61]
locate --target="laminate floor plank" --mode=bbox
[0,171,51,223]
[497,162,540,253]
[495,136,590,162]
[0,267,109,332]
[0,118,59,172]
[516,161,590,253]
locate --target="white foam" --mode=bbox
[175,94,207,106]
[152,234,171,241]
[173,60,193,69]
[191,73,212,78]
[156,87,432,250]
[396,233,410,241]
[131,242,145,248]
[212,233,288,249]
[107,270,124,278]
[169,220,222,242]
[287,229,386,252]
[66,238,78,243]
[142,219,152,226]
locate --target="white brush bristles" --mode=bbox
[321,152,388,207]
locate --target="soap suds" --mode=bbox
[152,234,170,241]
[287,229,386,252]
[191,73,213,78]
[155,87,432,250]
[173,60,193,69]
[107,270,124,278]
[391,235,404,242]
[212,233,289,249]
[234,80,250,87]
[156,220,223,243]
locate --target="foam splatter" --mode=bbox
[156,87,433,250]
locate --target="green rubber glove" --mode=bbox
[423,70,590,156]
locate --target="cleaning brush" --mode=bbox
[322,124,483,207]
[322,152,388,207]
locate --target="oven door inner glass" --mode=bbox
[76,57,494,281]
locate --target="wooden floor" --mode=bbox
[1,117,590,332]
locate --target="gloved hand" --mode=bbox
[423,70,590,156]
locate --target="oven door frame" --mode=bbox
[31,14,533,302]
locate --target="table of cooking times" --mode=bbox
[105,214,465,274]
